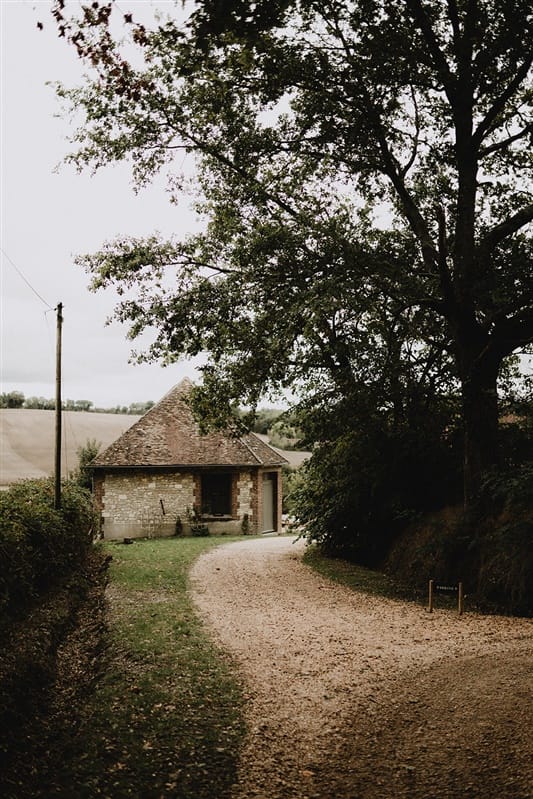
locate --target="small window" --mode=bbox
[201,473,232,516]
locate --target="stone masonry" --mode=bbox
[96,468,257,539]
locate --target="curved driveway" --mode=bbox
[190,536,533,799]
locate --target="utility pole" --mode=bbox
[54,302,63,510]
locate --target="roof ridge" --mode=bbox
[92,383,287,468]
[238,432,263,465]
[243,430,288,465]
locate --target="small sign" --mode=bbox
[434,583,459,593]
[428,579,464,614]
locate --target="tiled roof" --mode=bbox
[92,379,287,469]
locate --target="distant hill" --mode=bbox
[0,410,310,486]
[0,409,140,486]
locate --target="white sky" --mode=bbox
[1,0,203,408]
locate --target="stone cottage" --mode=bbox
[91,379,287,539]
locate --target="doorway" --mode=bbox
[261,472,275,533]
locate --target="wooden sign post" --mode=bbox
[428,580,464,614]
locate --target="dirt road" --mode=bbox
[190,536,532,799]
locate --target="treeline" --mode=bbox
[247,408,304,450]
[1,392,306,447]
[0,391,154,416]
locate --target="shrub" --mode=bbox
[71,438,101,490]
[0,478,97,622]
[470,465,533,615]
[240,513,250,535]
[294,422,462,565]
[185,505,210,536]
[384,466,533,615]
[190,523,210,537]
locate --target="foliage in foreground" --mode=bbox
[295,406,532,615]
[0,548,107,797]
[0,478,96,623]
[305,463,533,618]
[472,466,533,615]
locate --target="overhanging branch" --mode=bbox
[477,204,533,259]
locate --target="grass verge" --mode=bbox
[303,545,481,613]
[3,537,247,799]
[76,537,247,799]
[303,545,425,604]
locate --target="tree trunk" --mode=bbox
[460,356,501,506]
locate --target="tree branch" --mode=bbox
[489,308,533,362]
[477,204,533,259]
[479,122,533,158]
[405,0,456,100]
[473,56,532,147]
[399,86,421,179]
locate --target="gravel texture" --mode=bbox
[190,536,533,799]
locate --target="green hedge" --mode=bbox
[471,465,533,615]
[0,479,97,621]
[384,466,533,616]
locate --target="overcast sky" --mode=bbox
[1,0,203,408]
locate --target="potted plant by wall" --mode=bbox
[241,513,250,535]
[187,506,209,537]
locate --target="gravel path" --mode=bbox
[190,536,533,799]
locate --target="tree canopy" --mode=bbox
[51,0,532,500]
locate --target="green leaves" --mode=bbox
[53,0,531,497]
[0,478,96,620]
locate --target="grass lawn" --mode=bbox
[63,537,246,799]
[303,546,424,604]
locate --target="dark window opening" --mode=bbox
[201,473,232,516]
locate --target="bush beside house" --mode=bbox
[0,478,96,623]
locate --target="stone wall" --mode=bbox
[236,470,254,531]
[97,470,194,539]
[96,468,258,539]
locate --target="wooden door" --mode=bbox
[261,473,275,532]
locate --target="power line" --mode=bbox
[1,247,54,310]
